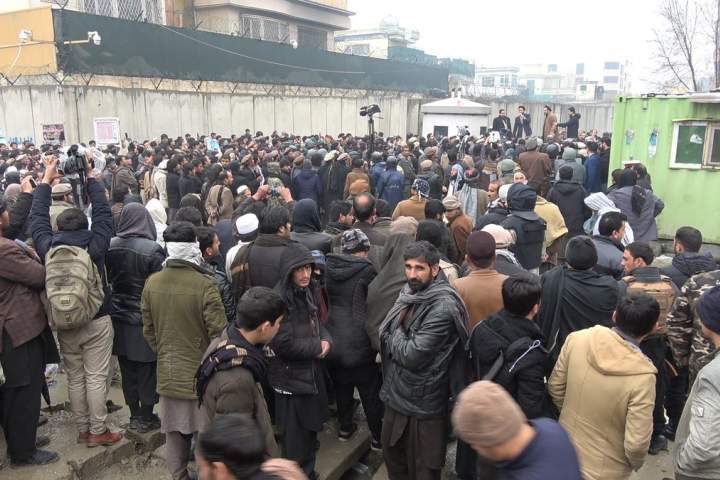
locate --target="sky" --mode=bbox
[346,0,661,93]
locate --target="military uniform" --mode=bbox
[667,269,720,383]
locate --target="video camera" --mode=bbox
[62,144,90,176]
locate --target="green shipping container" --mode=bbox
[611,95,720,245]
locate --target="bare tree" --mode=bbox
[700,0,720,88]
[652,0,701,91]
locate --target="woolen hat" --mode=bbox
[697,285,720,334]
[420,159,433,170]
[341,228,370,254]
[499,159,516,174]
[525,137,539,150]
[481,224,514,249]
[51,183,72,197]
[466,231,496,262]
[565,235,598,270]
[442,195,461,211]
[562,147,577,161]
[452,381,526,448]
[235,213,259,235]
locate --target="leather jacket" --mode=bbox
[107,236,165,326]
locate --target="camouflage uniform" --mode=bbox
[667,269,720,384]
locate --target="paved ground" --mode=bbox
[1,371,675,480]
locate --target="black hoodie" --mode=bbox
[546,180,591,236]
[290,198,332,254]
[661,252,717,289]
[325,253,377,367]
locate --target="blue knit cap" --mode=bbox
[697,285,720,334]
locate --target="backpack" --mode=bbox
[44,245,104,330]
[623,275,676,334]
[469,321,547,390]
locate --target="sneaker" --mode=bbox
[77,431,90,444]
[663,421,677,442]
[648,434,669,455]
[370,438,382,452]
[11,449,59,467]
[87,430,123,448]
[35,435,50,449]
[338,424,358,441]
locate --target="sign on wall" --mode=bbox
[42,124,66,146]
[92,117,120,146]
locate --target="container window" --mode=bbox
[671,122,706,168]
[709,128,720,165]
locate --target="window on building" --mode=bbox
[603,76,620,84]
[81,0,163,24]
[348,44,370,56]
[298,26,327,50]
[604,62,621,69]
[576,63,585,75]
[671,121,720,168]
[579,85,587,92]
[433,126,449,138]
[239,15,290,43]
[547,64,558,73]
[499,74,509,87]
[482,76,495,87]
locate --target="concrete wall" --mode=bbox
[0,83,413,143]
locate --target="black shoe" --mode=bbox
[136,415,161,434]
[338,423,358,441]
[37,414,48,427]
[35,435,50,449]
[649,434,669,455]
[106,400,123,414]
[11,449,59,467]
[124,416,142,431]
[370,438,382,452]
[664,421,677,442]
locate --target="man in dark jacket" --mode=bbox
[459,276,547,480]
[197,226,236,323]
[376,156,405,214]
[352,193,387,268]
[620,241,679,455]
[290,199,332,254]
[324,200,354,239]
[0,198,60,466]
[380,241,469,480]
[538,236,620,374]
[318,152,349,225]
[592,211,627,280]
[558,107,581,139]
[512,106,532,139]
[197,287,286,459]
[292,160,323,205]
[546,166,591,238]
[269,243,331,479]
[112,155,139,196]
[501,184,547,273]
[583,141,604,193]
[417,160,443,200]
[166,159,181,221]
[492,109,512,135]
[178,160,203,198]
[107,204,166,433]
[662,226,717,289]
[325,229,383,447]
[31,155,122,447]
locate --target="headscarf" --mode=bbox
[292,198,321,233]
[146,198,167,225]
[116,203,157,241]
[584,193,634,246]
[166,241,203,265]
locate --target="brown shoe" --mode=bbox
[77,431,90,444]
[87,430,122,448]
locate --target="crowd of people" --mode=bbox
[0,119,719,480]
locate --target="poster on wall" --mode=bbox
[42,124,66,146]
[93,117,120,146]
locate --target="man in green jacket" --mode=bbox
[142,221,226,480]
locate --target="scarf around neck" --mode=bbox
[195,326,268,404]
[165,241,202,266]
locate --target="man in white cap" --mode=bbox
[225,213,259,278]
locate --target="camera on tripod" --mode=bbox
[360,104,381,117]
[63,144,90,176]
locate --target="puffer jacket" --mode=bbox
[376,169,405,213]
[202,256,236,323]
[107,236,165,326]
[592,235,624,280]
[268,243,331,396]
[292,168,323,205]
[379,279,468,418]
[661,252,717,289]
[325,254,377,367]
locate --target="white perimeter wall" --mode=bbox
[0,84,414,143]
